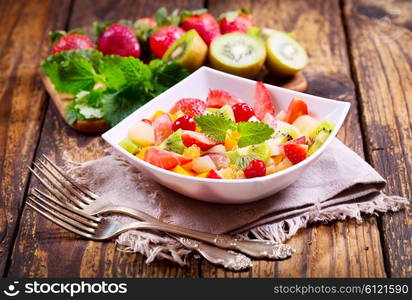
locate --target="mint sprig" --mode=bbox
[237,121,274,147]
[194,114,236,142]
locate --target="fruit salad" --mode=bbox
[119,82,334,179]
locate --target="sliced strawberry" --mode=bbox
[181,131,218,151]
[285,98,308,124]
[206,169,222,179]
[152,113,173,145]
[204,153,230,169]
[283,144,308,165]
[206,89,242,108]
[253,82,276,121]
[285,136,307,145]
[144,147,192,170]
[169,98,206,117]
[262,113,278,128]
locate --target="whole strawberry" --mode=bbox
[180,10,220,45]
[98,23,141,58]
[149,25,185,58]
[50,31,94,54]
[219,9,254,34]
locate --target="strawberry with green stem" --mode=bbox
[219,9,254,34]
[180,9,221,45]
[50,30,94,54]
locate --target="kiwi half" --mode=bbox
[209,33,266,79]
[163,29,207,72]
[265,30,308,77]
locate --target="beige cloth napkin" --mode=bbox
[65,139,408,265]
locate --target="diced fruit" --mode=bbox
[118,138,141,154]
[196,172,208,178]
[51,32,94,54]
[272,124,302,144]
[224,130,240,151]
[173,115,196,131]
[128,121,155,146]
[292,115,320,136]
[265,30,308,76]
[183,144,201,159]
[243,159,266,178]
[204,153,230,169]
[182,131,218,151]
[262,112,277,128]
[285,98,308,124]
[144,147,191,170]
[151,110,170,121]
[181,11,221,45]
[170,98,206,117]
[170,110,184,121]
[309,120,335,138]
[209,33,266,79]
[98,23,141,58]
[206,89,241,108]
[172,165,196,176]
[192,156,216,173]
[308,121,335,155]
[206,169,222,179]
[254,81,276,121]
[180,161,194,172]
[232,103,255,122]
[226,142,270,169]
[265,138,283,156]
[206,144,226,153]
[266,164,277,175]
[248,116,260,122]
[214,104,236,121]
[284,144,308,165]
[220,167,237,179]
[153,113,173,145]
[160,129,185,154]
[163,29,208,72]
[285,136,306,145]
[149,26,185,58]
[136,146,149,160]
[219,10,254,34]
[273,157,293,172]
[276,110,287,121]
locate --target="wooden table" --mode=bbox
[0,0,410,278]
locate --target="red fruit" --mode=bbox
[149,26,185,58]
[136,17,157,28]
[253,81,275,121]
[232,103,255,122]
[243,159,266,178]
[219,10,254,34]
[204,153,230,169]
[284,144,308,165]
[144,147,192,170]
[152,113,173,144]
[172,115,196,131]
[285,136,307,145]
[285,98,308,124]
[206,89,242,108]
[52,33,94,54]
[262,113,278,128]
[181,12,221,45]
[141,118,152,125]
[98,23,141,58]
[181,131,218,151]
[206,169,222,179]
[169,98,206,117]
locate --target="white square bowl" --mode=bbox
[102,67,350,204]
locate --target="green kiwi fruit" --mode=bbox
[227,142,270,169]
[163,29,208,72]
[308,121,335,156]
[118,138,141,154]
[265,30,308,76]
[214,105,235,121]
[272,124,302,144]
[160,129,185,154]
[209,33,266,79]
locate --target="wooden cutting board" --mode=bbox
[41,71,307,134]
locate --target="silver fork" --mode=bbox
[27,155,294,260]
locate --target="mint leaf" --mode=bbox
[149,59,189,93]
[237,122,274,148]
[64,88,106,124]
[194,115,236,142]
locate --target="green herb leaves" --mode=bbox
[41,50,189,127]
[194,114,274,146]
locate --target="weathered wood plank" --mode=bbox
[343,0,412,277]
[0,0,72,276]
[204,0,386,277]
[7,0,204,278]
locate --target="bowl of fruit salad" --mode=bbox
[102,67,350,203]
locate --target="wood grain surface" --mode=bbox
[0,0,410,278]
[343,0,412,277]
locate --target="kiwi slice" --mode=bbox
[227,142,270,169]
[308,121,335,156]
[272,124,302,144]
[214,105,235,121]
[118,138,141,155]
[265,30,308,77]
[160,129,186,154]
[163,29,208,72]
[209,33,266,79]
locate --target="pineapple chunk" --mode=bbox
[196,172,208,178]
[172,165,196,176]
[183,145,201,159]
[224,130,240,151]
[136,147,149,160]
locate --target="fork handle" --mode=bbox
[120,221,294,259]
